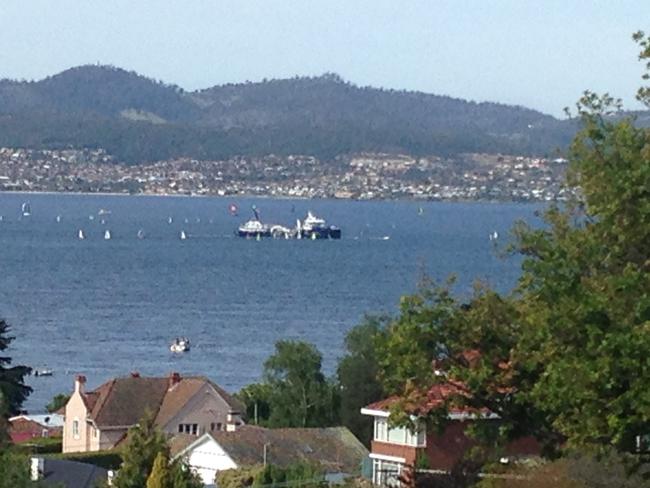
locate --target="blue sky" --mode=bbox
[0,0,648,116]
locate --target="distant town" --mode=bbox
[0,147,570,202]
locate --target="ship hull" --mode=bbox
[300,226,341,239]
[237,229,272,238]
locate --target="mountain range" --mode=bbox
[0,65,577,163]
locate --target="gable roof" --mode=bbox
[174,426,368,475]
[80,374,242,429]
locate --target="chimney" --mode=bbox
[130,371,140,378]
[30,457,44,481]
[226,411,242,432]
[74,375,86,394]
[168,372,181,389]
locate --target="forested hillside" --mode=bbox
[0,65,576,163]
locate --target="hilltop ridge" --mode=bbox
[0,64,576,163]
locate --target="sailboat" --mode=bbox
[104,230,111,240]
[56,215,61,223]
[21,202,31,217]
[417,207,424,216]
[489,231,499,241]
[180,230,187,240]
[168,217,173,224]
[137,229,146,240]
[78,230,85,240]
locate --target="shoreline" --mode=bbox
[0,189,550,205]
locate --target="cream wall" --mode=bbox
[62,390,89,453]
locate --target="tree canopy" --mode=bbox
[375,31,650,461]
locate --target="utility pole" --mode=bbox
[263,442,270,466]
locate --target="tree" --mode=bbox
[0,319,32,415]
[264,340,338,428]
[236,383,273,426]
[147,452,172,488]
[46,393,69,413]
[376,31,650,459]
[168,458,203,488]
[337,316,387,445]
[113,412,168,488]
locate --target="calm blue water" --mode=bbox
[0,193,542,412]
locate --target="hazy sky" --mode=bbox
[1,0,648,116]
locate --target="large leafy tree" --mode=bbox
[377,31,650,458]
[337,316,387,445]
[263,340,338,428]
[0,319,32,416]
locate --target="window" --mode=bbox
[210,422,223,431]
[375,417,426,446]
[72,420,79,438]
[373,459,402,487]
[374,418,388,441]
[178,423,199,436]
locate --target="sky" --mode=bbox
[0,0,648,116]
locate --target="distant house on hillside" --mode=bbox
[361,382,540,486]
[171,425,369,487]
[62,372,244,453]
[9,413,64,443]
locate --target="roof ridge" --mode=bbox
[90,379,116,420]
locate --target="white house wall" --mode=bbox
[183,436,238,486]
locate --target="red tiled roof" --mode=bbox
[364,380,483,416]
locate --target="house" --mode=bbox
[62,372,244,453]
[8,413,64,443]
[29,457,110,488]
[361,382,540,486]
[171,425,369,486]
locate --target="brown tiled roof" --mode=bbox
[209,426,368,474]
[82,375,240,429]
[91,377,168,427]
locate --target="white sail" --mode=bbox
[78,230,85,240]
[104,230,111,240]
[137,229,145,239]
[180,230,187,240]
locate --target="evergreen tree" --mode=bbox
[113,412,169,488]
[147,452,172,488]
[0,319,32,416]
[169,458,204,488]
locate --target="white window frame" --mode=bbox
[72,418,80,439]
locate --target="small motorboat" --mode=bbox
[170,337,191,353]
[32,368,54,377]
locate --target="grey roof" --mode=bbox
[40,458,108,488]
[211,426,369,475]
